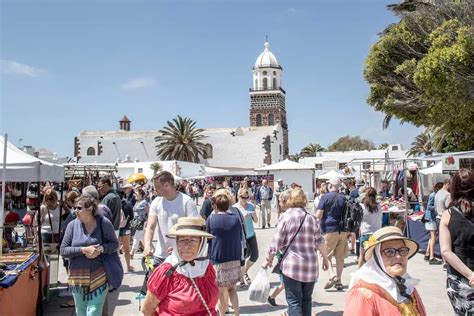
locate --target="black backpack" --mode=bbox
[340,200,364,233]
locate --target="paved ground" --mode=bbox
[44,204,452,316]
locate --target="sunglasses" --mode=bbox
[240,196,249,199]
[381,247,410,258]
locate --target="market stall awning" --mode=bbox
[254,159,314,171]
[419,162,443,175]
[0,135,64,182]
[316,170,347,180]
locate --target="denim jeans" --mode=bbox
[283,274,315,316]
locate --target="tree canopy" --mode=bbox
[328,136,375,152]
[365,1,474,151]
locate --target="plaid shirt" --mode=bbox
[269,207,324,283]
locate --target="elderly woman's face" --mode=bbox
[177,236,201,262]
[75,201,93,223]
[380,239,409,277]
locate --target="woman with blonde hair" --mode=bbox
[206,189,242,316]
[265,188,329,316]
[41,188,61,243]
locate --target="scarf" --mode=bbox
[164,238,210,279]
[349,244,419,303]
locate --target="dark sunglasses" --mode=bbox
[381,247,410,258]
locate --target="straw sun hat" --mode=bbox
[364,226,419,262]
[166,217,214,239]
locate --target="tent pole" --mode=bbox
[0,134,8,256]
[36,181,44,316]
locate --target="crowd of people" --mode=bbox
[33,167,473,316]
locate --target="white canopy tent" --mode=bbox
[316,169,347,180]
[419,161,443,175]
[255,159,315,197]
[1,135,65,254]
[0,135,64,182]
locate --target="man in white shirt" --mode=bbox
[435,179,451,217]
[143,171,199,262]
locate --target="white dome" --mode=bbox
[254,42,280,69]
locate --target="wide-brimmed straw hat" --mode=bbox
[364,226,419,262]
[166,217,214,239]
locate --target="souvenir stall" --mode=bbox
[0,135,64,315]
[383,159,423,233]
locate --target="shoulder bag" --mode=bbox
[99,216,124,290]
[272,211,308,274]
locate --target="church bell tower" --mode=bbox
[249,41,289,158]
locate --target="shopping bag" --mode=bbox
[248,268,271,303]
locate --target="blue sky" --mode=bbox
[0,0,422,157]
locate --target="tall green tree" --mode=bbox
[328,136,375,152]
[365,0,474,151]
[300,143,326,157]
[155,115,208,163]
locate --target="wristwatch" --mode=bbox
[97,246,104,254]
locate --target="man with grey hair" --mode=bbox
[82,185,113,221]
[316,177,348,291]
[256,179,273,228]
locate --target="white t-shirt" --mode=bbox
[359,203,383,235]
[40,205,61,235]
[434,189,451,215]
[149,192,199,258]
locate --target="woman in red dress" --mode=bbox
[142,217,218,316]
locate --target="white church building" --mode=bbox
[74,41,290,171]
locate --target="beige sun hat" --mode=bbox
[166,217,214,239]
[364,226,419,262]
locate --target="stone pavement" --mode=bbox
[44,206,452,316]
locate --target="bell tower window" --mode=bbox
[256,114,262,126]
[268,113,275,125]
[263,78,268,90]
[273,78,277,89]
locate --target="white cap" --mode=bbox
[121,183,133,189]
[277,179,283,182]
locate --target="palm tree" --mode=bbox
[378,143,390,150]
[407,131,434,157]
[300,143,326,157]
[155,115,208,163]
[288,153,302,162]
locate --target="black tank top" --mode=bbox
[447,207,474,278]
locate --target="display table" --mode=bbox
[406,219,440,257]
[0,253,41,315]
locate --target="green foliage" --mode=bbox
[407,131,434,157]
[328,136,375,152]
[378,143,390,150]
[365,1,474,151]
[155,115,208,163]
[150,162,162,173]
[288,153,301,162]
[299,143,326,157]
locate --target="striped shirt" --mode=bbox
[268,207,324,283]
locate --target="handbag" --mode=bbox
[272,211,308,274]
[130,216,145,230]
[99,216,124,290]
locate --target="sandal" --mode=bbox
[244,273,251,285]
[324,276,338,290]
[335,282,343,291]
[60,302,75,308]
[127,266,135,273]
